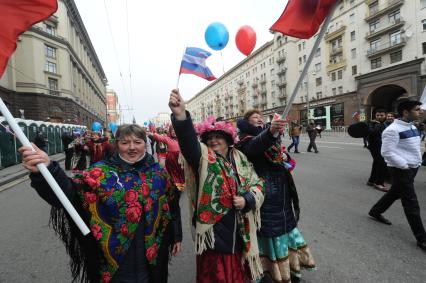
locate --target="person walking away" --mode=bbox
[306,121,319,153]
[366,109,388,192]
[287,121,302,153]
[237,110,315,283]
[61,131,74,170]
[169,89,265,283]
[369,100,426,252]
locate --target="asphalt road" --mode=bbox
[0,134,425,283]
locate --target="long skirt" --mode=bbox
[165,151,185,191]
[258,228,315,283]
[196,250,249,283]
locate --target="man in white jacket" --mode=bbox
[369,99,426,251]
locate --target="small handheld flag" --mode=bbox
[179,47,216,81]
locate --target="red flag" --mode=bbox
[0,0,58,77]
[270,0,338,39]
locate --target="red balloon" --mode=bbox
[235,25,257,56]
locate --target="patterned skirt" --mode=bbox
[165,151,185,191]
[258,228,315,283]
[196,250,249,283]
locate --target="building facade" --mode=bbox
[187,0,426,128]
[0,0,107,127]
[107,89,120,124]
[151,112,171,128]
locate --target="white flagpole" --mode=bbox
[0,97,90,235]
[176,45,187,89]
[280,1,339,119]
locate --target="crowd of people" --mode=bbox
[19,90,426,283]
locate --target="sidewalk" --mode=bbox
[0,153,65,187]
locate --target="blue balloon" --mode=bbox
[92,122,102,132]
[109,122,118,134]
[144,122,148,126]
[205,22,229,51]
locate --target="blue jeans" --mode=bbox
[288,136,300,152]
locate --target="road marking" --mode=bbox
[0,175,29,193]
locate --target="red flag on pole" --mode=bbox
[270,0,339,39]
[0,0,58,77]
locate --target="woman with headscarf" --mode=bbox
[236,109,315,283]
[168,89,264,283]
[20,124,182,283]
[148,125,185,191]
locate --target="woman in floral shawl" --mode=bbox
[20,124,182,283]
[236,109,315,283]
[169,89,265,283]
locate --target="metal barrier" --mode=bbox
[0,117,86,168]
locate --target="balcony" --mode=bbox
[252,81,258,88]
[277,68,286,76]
[277,80,287,88]
[260,78,267,85]
[49,89,60,96]
[330,46,343,56]
[327,59,347,73]
[365,17,405,40]
[278,92,287,100]
[324,25,346,42]
[237,79,244,85]
[260,89,267,96]
[261,100,267,106]
[252,100,259,107]
[366,38,406,58]
[276,55,285,64]
[365,0,404,22]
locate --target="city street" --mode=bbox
[0,134,425,283]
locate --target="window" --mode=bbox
[390,50,402,63]
[331,72,336,81]
[390,30,402,46]
[388,10,401,24]
[370,19,380,32]
[270,69,274,76]
[338,86,343,94]
[302,42,306,49]
[352,65,357,75]
[350,13,355,24]
[316,92,322,99]
[422,0,426,9]
[299,57,302,65]
[350,31,356,41]
[351,48,357,59]
[45,45,56,59]
[316,77,322,86]
[298,44,302,51]
[423,42,426,54]
[315,48,321,57]
[332,88,337,96]
[45,61,57,73]
[370,39,381,52]
[371,57,382,69]
[422,19,426,31]
[48,78,59,95]
[303,55,307,62]
[369,1,379,15]
[315,63,321,72]
[337,70,343,80]
[44,23,56,35]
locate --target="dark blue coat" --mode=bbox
[236,119,299,237]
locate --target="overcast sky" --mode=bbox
[74,0,288,124]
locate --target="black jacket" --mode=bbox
[236,119,299,237]
[367,121,386,152]
[171,112,256,254]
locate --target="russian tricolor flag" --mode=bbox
[179,47,216,81]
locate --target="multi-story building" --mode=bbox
[0,0,107,127]
[187,0,426,128]
[151,112,171,127]
[107,89,120,124]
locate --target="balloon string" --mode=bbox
[220,50,225,74]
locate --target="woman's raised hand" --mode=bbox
[168,89,187,120]
[18,144,51,173]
